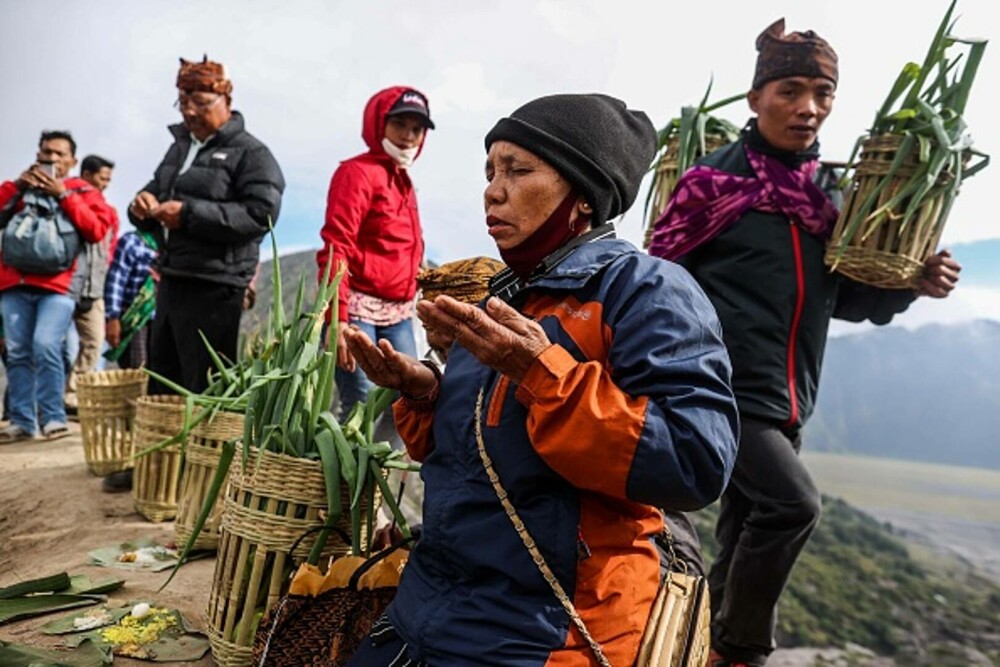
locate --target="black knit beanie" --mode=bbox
[484,94,657,225]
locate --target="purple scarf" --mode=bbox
[647,145,839,261]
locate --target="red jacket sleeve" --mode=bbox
[0,181,21,212]
[61,186,114,243]
[392,397,436,462]
[316,162,374,323]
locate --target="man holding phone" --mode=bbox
[0,131,116,444]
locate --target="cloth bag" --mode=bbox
[251,540,409,667]
[473,388,711,667]
[0,189,82,275]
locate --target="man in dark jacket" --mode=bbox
[129,55,284,394]
[105,56,283,490]
[649,19,960,667]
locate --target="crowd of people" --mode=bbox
[0,15,963,667]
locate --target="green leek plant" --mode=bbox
[642,80,743,231]
[158,230,418,590]
[829,0,989,263]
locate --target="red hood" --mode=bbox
[362,85,430,160]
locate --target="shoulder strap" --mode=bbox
[473,388,613,667]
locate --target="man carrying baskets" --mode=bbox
[648,18,961,667]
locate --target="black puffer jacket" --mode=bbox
[131,112,284,287]
[676,128,914,431]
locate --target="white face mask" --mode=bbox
[382,137,419,168]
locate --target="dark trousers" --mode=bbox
[117,325,151,371]
[708,417,821,665]
[148,276,244,394]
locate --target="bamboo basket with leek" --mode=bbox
[147,232,416,667]
[642,83,742,249]
[174,408,245,551]
[825,0,989,288]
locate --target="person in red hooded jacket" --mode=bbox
[0,130,115,443]
[317,86,434,420]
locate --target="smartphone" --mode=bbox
[36,162,56,178]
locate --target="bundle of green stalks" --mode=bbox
[151,231,417,590]
[642,81,742,233]
[829,0,989,264]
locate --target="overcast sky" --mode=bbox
[1,0,996,269]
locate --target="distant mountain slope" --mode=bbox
[241,249,319,336]
[807,320,1000,469]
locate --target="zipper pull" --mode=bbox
[577,527,591,561]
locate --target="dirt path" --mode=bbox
[0,423,213,665]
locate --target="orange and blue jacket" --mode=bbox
[389,237,738,665]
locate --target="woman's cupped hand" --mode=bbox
[417,295,551,383]
[343,327,439,398]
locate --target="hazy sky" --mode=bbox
[1,0,996,267]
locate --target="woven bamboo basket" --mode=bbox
[132,395,188,522]
[643,135,730,249]
[417,256,506,304]
[76,369,148,476]
[825,134,955,289]
[174,410,245,552]
[206,447,377,666]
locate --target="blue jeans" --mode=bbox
[1,289,76,434]
[335,318,416,447]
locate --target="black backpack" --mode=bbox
[0,188,83,275]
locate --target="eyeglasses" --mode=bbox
[174,94,223,112]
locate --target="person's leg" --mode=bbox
[73,298,105,376]
[147,278,183,395]
[1,346,9,422]
[710,418,821,665]
[335,320,377,420]
[147,277,244,394]
[1,290,40,435]
[708,477,754,620]
[34,292,76,430]
[369,319,414,447]
[161,278,243,393]
[119,323,150,371]
[63,314,80,406]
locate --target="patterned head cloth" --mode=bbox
[176,55,233,96]
[752,18,838,90]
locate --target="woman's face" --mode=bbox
[484,141,585,250]
[384,113,427,150]
[748,76,836,152]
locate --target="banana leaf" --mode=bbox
[0,594,103,625]
[63,577,125,597]
[0,638,110,667]
[63,609,210,662]
[87,539,180,572]
[0,573,71,599]
[40,606,129,635]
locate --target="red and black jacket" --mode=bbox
[675,136,914,431]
